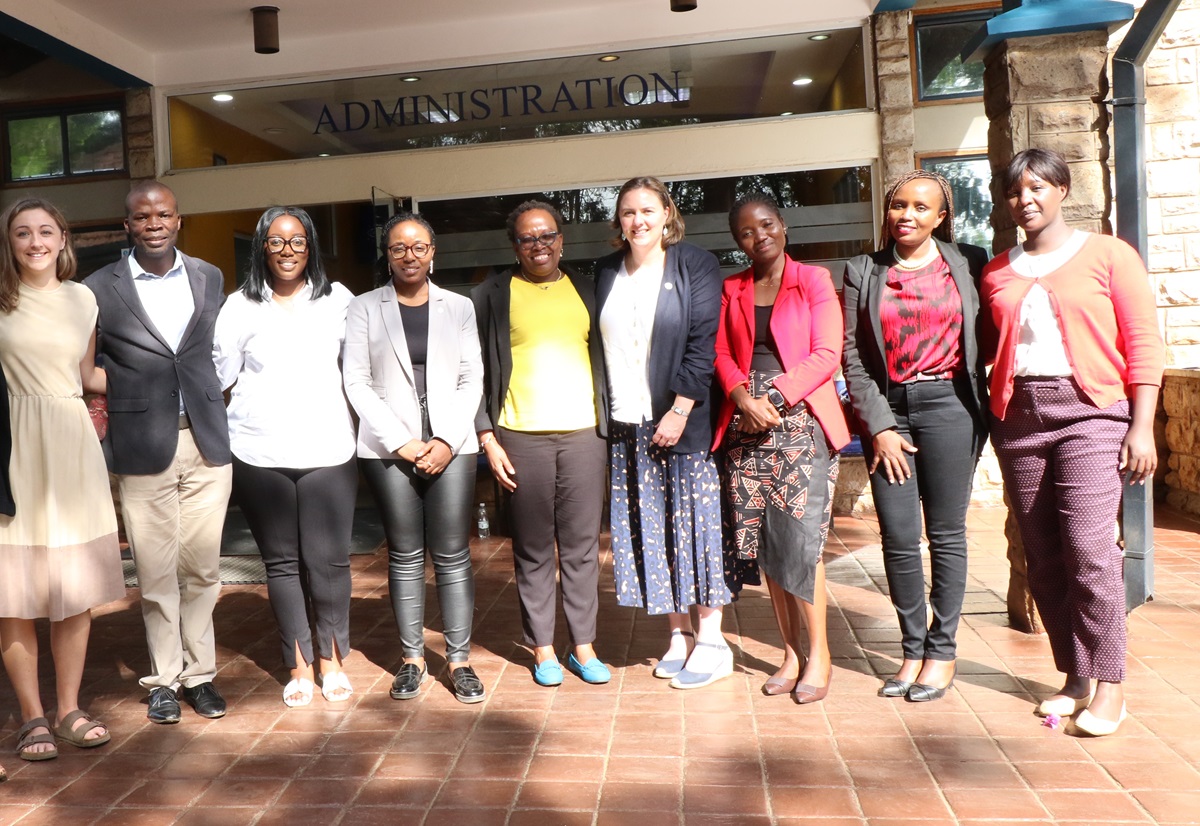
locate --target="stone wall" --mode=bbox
[1162,369,1200,516]
[1132,0,1200,509]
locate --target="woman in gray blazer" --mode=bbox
[842,170,989,703]
[343,212,486,704]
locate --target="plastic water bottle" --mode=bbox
[476,503,490,539]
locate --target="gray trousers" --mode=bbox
[499,427,606,647]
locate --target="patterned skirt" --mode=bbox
[609,420,753,614]
[722,370,839,605]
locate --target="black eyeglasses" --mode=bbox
[516,231,561,250]
[388,242,434,259]
[265,236,308,254]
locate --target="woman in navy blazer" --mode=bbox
[343,212,486,704]
[714,193,850,704]
[842,170,989,702]
[594,176,748,690]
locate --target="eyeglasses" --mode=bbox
[515,231,561,250]
[388,242,434,259]
[265,236,308,254]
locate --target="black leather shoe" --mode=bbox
[390,663,427,700]
[181,682,227,718]
[906,666,956,703]
[878,678,914,698]
[147,686,181,724]
[450,665,485,704]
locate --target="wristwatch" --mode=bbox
[670,405,689,418]
[766,387,788,413]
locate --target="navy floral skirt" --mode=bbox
[609,420,755,614]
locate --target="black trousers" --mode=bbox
[499,427,606,647]
[362,454,476,663]
[862,377,984,662]
[233,456,358,669]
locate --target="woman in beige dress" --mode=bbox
[0,199,125,762]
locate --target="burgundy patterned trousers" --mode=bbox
[991,377,1130,683]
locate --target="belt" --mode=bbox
[901,370,958,384]
[179,414,192,430]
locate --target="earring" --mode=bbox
[429,260,434,275]
[620,233,627,241]
[662,226,668,236]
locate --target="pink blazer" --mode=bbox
[713,256,850,452]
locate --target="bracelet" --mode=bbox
[671,405,689,418]
[479,433,494,449]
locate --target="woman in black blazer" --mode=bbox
[473,200,610,686]
[842,170,989,702]
[595,176,749,690]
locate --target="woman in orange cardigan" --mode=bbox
[714,193,850,704]
[984,148,1164,736]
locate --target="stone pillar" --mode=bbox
[125,87,157,181]
[874,10,916,189]
[982,30,1112,633]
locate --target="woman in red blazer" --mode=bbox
[714,193,850,704]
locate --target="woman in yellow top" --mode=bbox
[473,201,610,686]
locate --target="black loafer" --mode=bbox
[878,678,914,698]
[147,686,181,724]
[390,663,427,700]
[182,682,227,718]
[450,665,485,704]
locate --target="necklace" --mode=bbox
[892,243,939,271]
[518,269,563,290]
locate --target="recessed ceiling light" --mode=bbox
[318,153,330,157]
[792,77,813,86]
[780,111,794,117]
[599,54,620,63]
[809,33,830,41]
[264,127,286,134]
[400,76,420,82]
[212,93,234,102]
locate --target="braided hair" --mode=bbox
[878,170,955,251]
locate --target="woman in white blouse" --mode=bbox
[213,206,358,708]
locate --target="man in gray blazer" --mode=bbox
[85,181,232,724]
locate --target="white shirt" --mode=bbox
[129,249,194,352]
[1010,230,1088,378]
[600,258,664,424]
[130,249,194,412]
[213,281,356,468]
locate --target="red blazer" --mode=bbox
[713,256,850,452]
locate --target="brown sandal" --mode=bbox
[54,710,111,749]
[16,717,58,762]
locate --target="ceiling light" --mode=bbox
[212,93,234,102]
[792,77,813,86]
[670,0,697,10]
[318,153,330,157]
[599,54,620,63]
[252,6,280,54]
[400,76,420,83]
[780,111,794,117]
[809,34,830,41]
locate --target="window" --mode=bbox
[921,154,993,249]
[4,105,126,182]
[913,9,998,102]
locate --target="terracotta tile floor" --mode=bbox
[3,506,1200,825]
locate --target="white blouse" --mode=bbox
[213,281,356,468]
[1010,230,1088,378]
[600,258,664,424]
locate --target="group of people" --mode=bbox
[0,147,1164,770]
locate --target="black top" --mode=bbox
[398,300,430,399]
[751,302,783,373]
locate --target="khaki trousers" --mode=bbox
[118,428,232,691]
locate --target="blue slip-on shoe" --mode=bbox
[669,642,734,690]
[533,658,564,687]
[566,653,611,685]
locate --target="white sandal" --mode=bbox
[321,671,354,703]
[282,677,315,708]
